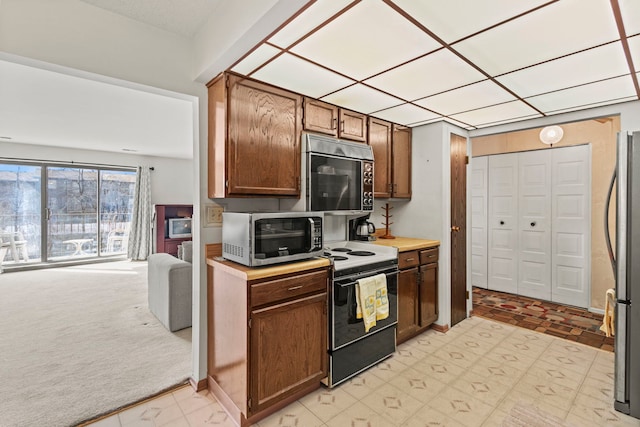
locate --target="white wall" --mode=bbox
[0,141,192,204]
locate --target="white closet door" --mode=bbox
[488,153,518,294]
[471,156,488,289]
[518,150,552,300]
[551,145,591,308]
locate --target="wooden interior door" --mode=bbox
[450,134,467,327]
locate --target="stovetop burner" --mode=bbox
[331,248,352,252]
[348,250,375,256]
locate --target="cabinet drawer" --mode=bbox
[420,248,439,265]
[398,250,419,269]
[251,270,327,307]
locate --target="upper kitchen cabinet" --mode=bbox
[207,73,302,198]
[303,98,367,143]
[392,125,412,199]
[368,120,412,199]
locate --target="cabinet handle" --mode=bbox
[405,258,415,262]
[451,226,460,232]
[341,120,345,133]
[333,118,337,130]
[288,285,303,291]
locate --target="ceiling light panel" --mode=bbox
[231,44,282,75]
[251,53,354,99]
[526,75,637,113]
[321,84,404,114]
[619,0,640,36]
[371,103,440,125]
[496,42,630,98]
[414,80,515,116]
[454,0,620,76]
[290,1,441,81]
[474,113,542,129]
[268,0,353,48]
[450,100,540,126]
[365,49,485,101]
[391,0,549,44]
[410,117,473,130]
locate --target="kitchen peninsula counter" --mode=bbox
[206,255,331,427]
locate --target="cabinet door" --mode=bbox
[303,98,338,136]
[419,263,438,327]
[227,74,302,196]
[339,109,367,142]
[249,293,327,415]
[392,125,412,198]
[368,118,392,198]
[397,267,418,344]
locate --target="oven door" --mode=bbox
[331,266,398,350]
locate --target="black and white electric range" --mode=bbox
[323,241,398,387]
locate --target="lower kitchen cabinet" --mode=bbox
[396,246,439,345]
[207,259,329,427]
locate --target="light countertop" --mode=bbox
[371,237,440,252]
[206,256,331,281]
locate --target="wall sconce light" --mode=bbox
[539,125,564,146]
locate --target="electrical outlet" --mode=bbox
[211,206,223,223]
[205,204,224,226]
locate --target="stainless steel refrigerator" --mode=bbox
[606,130,640,418]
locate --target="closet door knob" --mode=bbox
[500,220,505,225]
[530,221,537,227]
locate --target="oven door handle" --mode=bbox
[336,270,398,288]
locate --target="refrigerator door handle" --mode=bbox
[605,167,617,275]
[617,132,629,302]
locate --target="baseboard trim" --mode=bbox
[589,307,605,315]
[189,376,208,392]
[432,323,449,333]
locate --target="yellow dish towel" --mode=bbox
[600,288,616,337]
[356,273,388,332]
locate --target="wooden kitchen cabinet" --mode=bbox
[303,98,367,143]
[207,259,329,427]
[396,246,439,344]
[207,72,302,198]
[368,120,412,199]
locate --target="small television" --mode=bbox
[168,217,192,239]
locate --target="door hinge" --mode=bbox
[465,155,469,164]
[248,397,252,409]
[466,290,470,299]
[248,318,252,329]
[225,180,229,189]
[297,176,301,191]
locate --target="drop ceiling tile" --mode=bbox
[414,80,515,116]
[290,1,441,81]
[365,49,485,101]
[231,44,281,76]
[268,0,353,48]
[545,96,638,116]
[496,42,630,98]
[526,75,637,113]
[370,103,440,125]
[629,35,640,72]
[392,0,549,43]
[251,53,354,99]
[320,84,403,114]
[454,0,620,76]
[619,0,640,36]
[449,101,540,127]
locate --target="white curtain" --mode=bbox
[127,166,152,260]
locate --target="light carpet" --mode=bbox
[0,261,191,427]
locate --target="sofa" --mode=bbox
[147,247,192,332]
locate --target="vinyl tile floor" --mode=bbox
[86,316,640,427]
